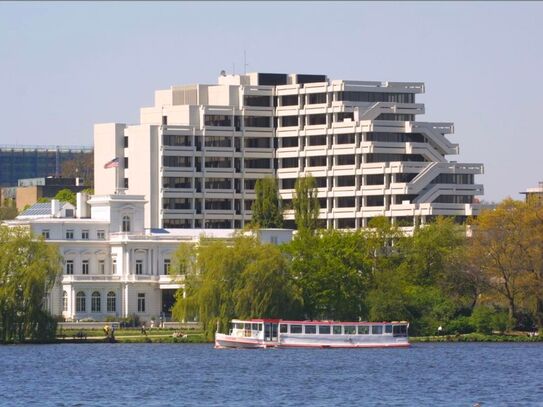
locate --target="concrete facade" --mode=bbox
[94,72,483,230]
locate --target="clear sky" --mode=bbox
[0,1,542,202]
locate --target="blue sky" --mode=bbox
[1,1,542,202]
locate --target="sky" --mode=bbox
[0,1,542,202]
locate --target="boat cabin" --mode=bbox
[229,319,409,342]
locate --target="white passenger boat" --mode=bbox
[215,319,409,349]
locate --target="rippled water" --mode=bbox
[0,343,542,406]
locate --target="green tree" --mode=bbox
[285,229,373,320]
[0,198,17,221]
[292,175,320,233]
[54,189,76,206]
[0,226,61,343]
[251,177,283,228]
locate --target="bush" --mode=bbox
[471,306,494,334]
[446,316,475,334]
[492,311,509,333]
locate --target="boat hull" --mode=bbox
[214,333,410,349]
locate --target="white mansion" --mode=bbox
[6,192,291,322]
[95,72,483,230]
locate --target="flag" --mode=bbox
[104,157,120,169]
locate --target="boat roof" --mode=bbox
[231,319,408,325]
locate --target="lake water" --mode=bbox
[0,343,541,406]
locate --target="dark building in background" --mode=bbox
[0,145,93,187]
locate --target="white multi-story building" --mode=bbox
[95,72,483,229]
[6,192,292,322]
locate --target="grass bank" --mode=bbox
[56,327,209,344]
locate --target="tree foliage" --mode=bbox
[54,189,76,206]
[171,199,543,339]
[292,175,320,233]
[251,177,283,228]
[172,235,302,339]
[0,226,62,343]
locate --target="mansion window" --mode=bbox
[65,229,74,240]
[62,291,68,312]
[107,292,116,313]
[66,260,74,275]
[136,260,143,275]
[42,230,50,239]
[122,215,131,232]
[163,259,171,275]
[97,230,105,240]
[91,292,101,313]
[99,260,105,275]
[137,293,146,313]
[82,229,89,240]
[76,292,86,312]
[82,260,89,275]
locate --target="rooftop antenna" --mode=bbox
[244,50,248,74]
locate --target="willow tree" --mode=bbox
[251,177,283,228]
[0,226,61,343]
[292,175,320,233]
[172,235,302,339]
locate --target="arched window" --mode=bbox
[122,215,131,232]
[76,291,86,312]
[91,291,101,312]
[62,291,68,312]
[107,291,116,313]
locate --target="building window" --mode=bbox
[281,116,298,127]
[107,291,116,312]
[124,178,129,189]
[244,95,271,107]
[66,260,74,275]
[122,215,131,232]
[124,157,128,169]
[112,259,117,274]
[97,230,105,239]
[136,260,143,275]
[82,229,89,240]
[62,291,68,312]
[76,292,86,312]
[204,114,231,127]
[82,260,89,275]
[137,293,146,313]
[65,230,74,240]
[163,259,171,275]
[99,260,105,274]
[91,291,101,313]
[42,230,50,239]
[124,136,128,148]
[244,116,270,128]
[308,93,327,104]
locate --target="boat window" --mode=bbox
[252,323,259,331]
[371,325,383,335]
[393,325,408,337]
[259,324,263,331]
[333,325,342,335]
[235,323,244,329]
[305,325,317,334]
[344,326,356,335]
[358,325,369,335]
[280,324,288,333]
[290,325,303,334]
[385,324,392,334]
[245,323,252,330]
[319,325,331,334]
